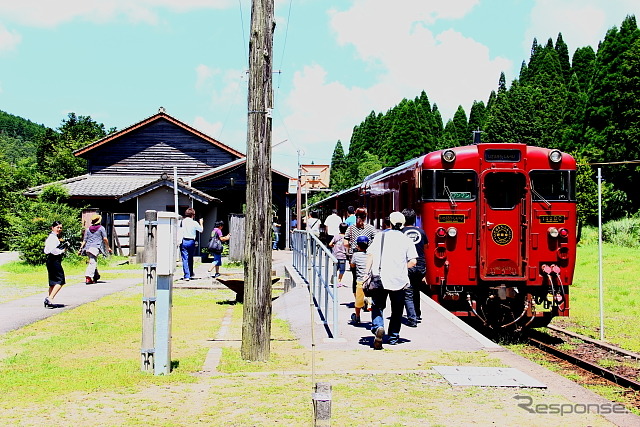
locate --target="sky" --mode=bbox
[1,0,639,178]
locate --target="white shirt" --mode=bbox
[181,217,203,239]
[44,233,65,255]
[323,213,343,236]
[367,229,417,291]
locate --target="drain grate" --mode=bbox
[433,366,547,388]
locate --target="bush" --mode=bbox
[7,185,83,265]
[602,217,640,248]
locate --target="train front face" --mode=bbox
[421,143,577,329]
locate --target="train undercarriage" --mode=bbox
[429,277,569,330]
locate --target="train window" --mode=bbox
[530,170,576,201]
[422,170,477,201]
[484,172,526,209]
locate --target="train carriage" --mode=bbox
[311,141,577,329]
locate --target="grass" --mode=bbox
[0,255,139,304]
[552,236,640,352]
[0,241,636,425]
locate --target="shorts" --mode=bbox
[336,259,346,275]
[212,253,222,266]
[354,281,365,309]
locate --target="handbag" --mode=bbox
[363,233,385,296]
[208,231,223,254]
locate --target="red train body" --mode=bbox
[313,142,577,328]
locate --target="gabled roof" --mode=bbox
[24,174,219,204]
[73,109,245,159]
[190,158,295,182]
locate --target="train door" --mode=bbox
[479,171,527,279]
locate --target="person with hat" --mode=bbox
[79,214,112,284]
[349,234,370,324]
[180,207,203,281]
[366,211,418,349]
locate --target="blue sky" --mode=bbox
[1,0,638,177]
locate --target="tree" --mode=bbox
[329,140,349,191]
[6,184,83,264]
[571,46,596,92]
[36,113,111,180]
[555,33,571,83]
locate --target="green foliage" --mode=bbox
[6,185,83,265]
[576,159,631,226]
[602,217,640,247]
[36,113,112,180]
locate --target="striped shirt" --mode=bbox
[343,223,376,256]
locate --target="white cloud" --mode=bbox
[0,0,234,28]
[0,23,22,52]
[322,0,509,122]
[192,116,223,138]
[526,0,640,56]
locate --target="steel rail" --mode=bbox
[546,324,640,361]
[526,336,640,391]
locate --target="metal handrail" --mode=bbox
[291,230,340,338]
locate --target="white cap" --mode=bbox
[389,211,405,227]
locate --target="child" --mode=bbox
[349,235,370,324]
[329,223,348,286]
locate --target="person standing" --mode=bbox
[323,209,342,244]
[79,214,112,284]
[43,221,67,309]
[343,207,376,292]
[272,217,281,250]
[180,207,203,281]
[367,211,417,349]
[328,222,348,287]
[306,211,321,236]
[344,206,356,227]
[349,235,370,324]
[208,220,231,278]
[401,208,428,325]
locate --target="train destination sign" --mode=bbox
[484,149,521,162]
[539,215,566,224]
[438,214,465,223]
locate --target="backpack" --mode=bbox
[208,231,223,254]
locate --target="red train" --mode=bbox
[312,142,577,329]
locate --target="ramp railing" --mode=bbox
[291,230,340,338]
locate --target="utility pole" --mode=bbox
[241,0,274,361]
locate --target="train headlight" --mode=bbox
[559,228,569,238]
[436,227,447,238]
[549,149,562,163]
[548,227,559,238]
[447,227,458,237]
[442,149,456,163]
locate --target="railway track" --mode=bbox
[526,324,640,391]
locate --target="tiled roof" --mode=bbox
[24,174,219,203]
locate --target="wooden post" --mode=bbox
[141,210,157,372]
[241,0,275,362]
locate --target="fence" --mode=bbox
[291,230,340,338]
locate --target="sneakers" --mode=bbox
[213,273,221,278]
[373,326,384,350]
[44,297,50,308]
[350,313,360,324]
[85,276,93,285]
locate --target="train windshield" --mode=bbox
[530,170,576,202]
[422,170,477,201]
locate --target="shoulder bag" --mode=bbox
[208,231,223,254]
[363,233,385,296]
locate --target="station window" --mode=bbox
[422,170,477,201]
[530,170,576,202]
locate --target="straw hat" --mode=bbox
[91,214,102,224]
